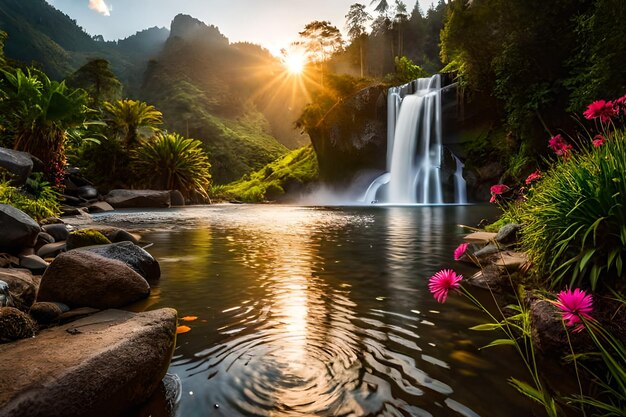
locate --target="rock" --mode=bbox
[60,206,90,217]
[306,84,388,184]
[474,242,501,257]
[36,241,67,259]
[466,265,509,291]
[0,308,177,417]
[78,241,160,281]
[0,307,36,342]
[495,223,522,245]
[0,254,19,268]
[87,226,140,244]
[34,232,55,252]
[169,190,185,206]
[59,307,100,323]
[76,185,98,200]
[493,251,529,271]
[0,281,12,307]
[86,201,114,213]
[39,217,64,226]
[29,302,69,325]
[529,299,590,356]
[41,224,70,242]
[0,269,37,311]
[37,251,150,309]
[133,373,181,417]
[463,232,497,244]
[0,205,40,254]
[0,147,33,186]
[66,229,111,250]
[18,254,49,275]
[106,189,171,209]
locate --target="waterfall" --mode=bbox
[361,74,466,205]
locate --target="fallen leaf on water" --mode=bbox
[176,325,191,334]
[181,316,198,322]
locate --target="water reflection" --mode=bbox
[94,205,531,417]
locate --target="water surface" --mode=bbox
[94,204,532,417]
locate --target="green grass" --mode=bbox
[518,130,626,291]
[212,145,318,202]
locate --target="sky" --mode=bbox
[46,0,438,54]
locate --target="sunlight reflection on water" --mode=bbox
[94,204,532,417]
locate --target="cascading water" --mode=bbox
[361,74,467,205]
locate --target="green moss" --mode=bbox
[66,229,111,250]
[212,145,318,203]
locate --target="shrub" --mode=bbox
[0,174,60,221]
[131,132,211,198]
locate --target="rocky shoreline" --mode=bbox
[0,201,179,417]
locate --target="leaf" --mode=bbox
[181,316,198,322]
[578,249,596,271]
[469,323,501,331]
[176,325,191,334]
[481,339,516,349]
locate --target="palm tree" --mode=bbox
[131,132,211,199]
[102,99,163,150]
[0,68,93,187]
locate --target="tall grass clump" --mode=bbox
[518,104,626,291]
[0,173,60,220]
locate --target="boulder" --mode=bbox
[463,231,497,244]
[18,254,49,275]
[0,254,19,268]
[36,242,67,259]
[132,373,181,417]
[34,232,55,251]
[0,269,38,311]
[0,148,33,186]
[0,308,177,417]
[78,241,160,281]
[529,299,591,356]
[87,226,140,244]
[66,229,111,250]
[466,265,509,292]
[106,189,171,209]
[37,251,150,309]
[29,302,69,325]
[495,223,522,245]
[86,201,114,213]
[75,185,98,200]
[0,205,40,254]
[169,190,185,206]
[41,224,70,242]
[0,307,36,343]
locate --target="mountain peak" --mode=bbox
[169,14,228,44]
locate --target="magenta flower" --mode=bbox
[592,134,605,148]
[554,288,593,332]
[548,134,573,157]
[428,269,463,303]
[583,100,617,123]
[525,170,542,185]
[454,243,469,260]
[489,184,509,203]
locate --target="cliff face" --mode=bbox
[308,84,388,185]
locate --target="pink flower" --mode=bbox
[489,184,509,203]
[592,134,605,148]
[554,288,593,332]
[548,134,573,156]
[428,269,463,303]
[583,100,617,123]
[454,243,469,260]
[525,170,542,185]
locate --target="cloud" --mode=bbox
[88,0,111,16]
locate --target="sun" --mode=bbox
[283,52,306,75]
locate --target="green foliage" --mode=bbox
[0,175,60,221]
[102,99,162,149]
[213,145,318,203]
[519,131,626,291]
[131,132,212,198]
[390,55,428,84]
[66,59,122,108]
[0,67,93,187]
[66,229,111,250]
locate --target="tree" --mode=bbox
[299,21,344,86]
[66,59,122,109]
[0,68,93,187]
[392,0,409,57]
[102,99,162,150]
[370,0,390,17]
[345,3,372,77]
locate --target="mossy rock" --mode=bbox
[0,307,36,343]
[66,229,111,250]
